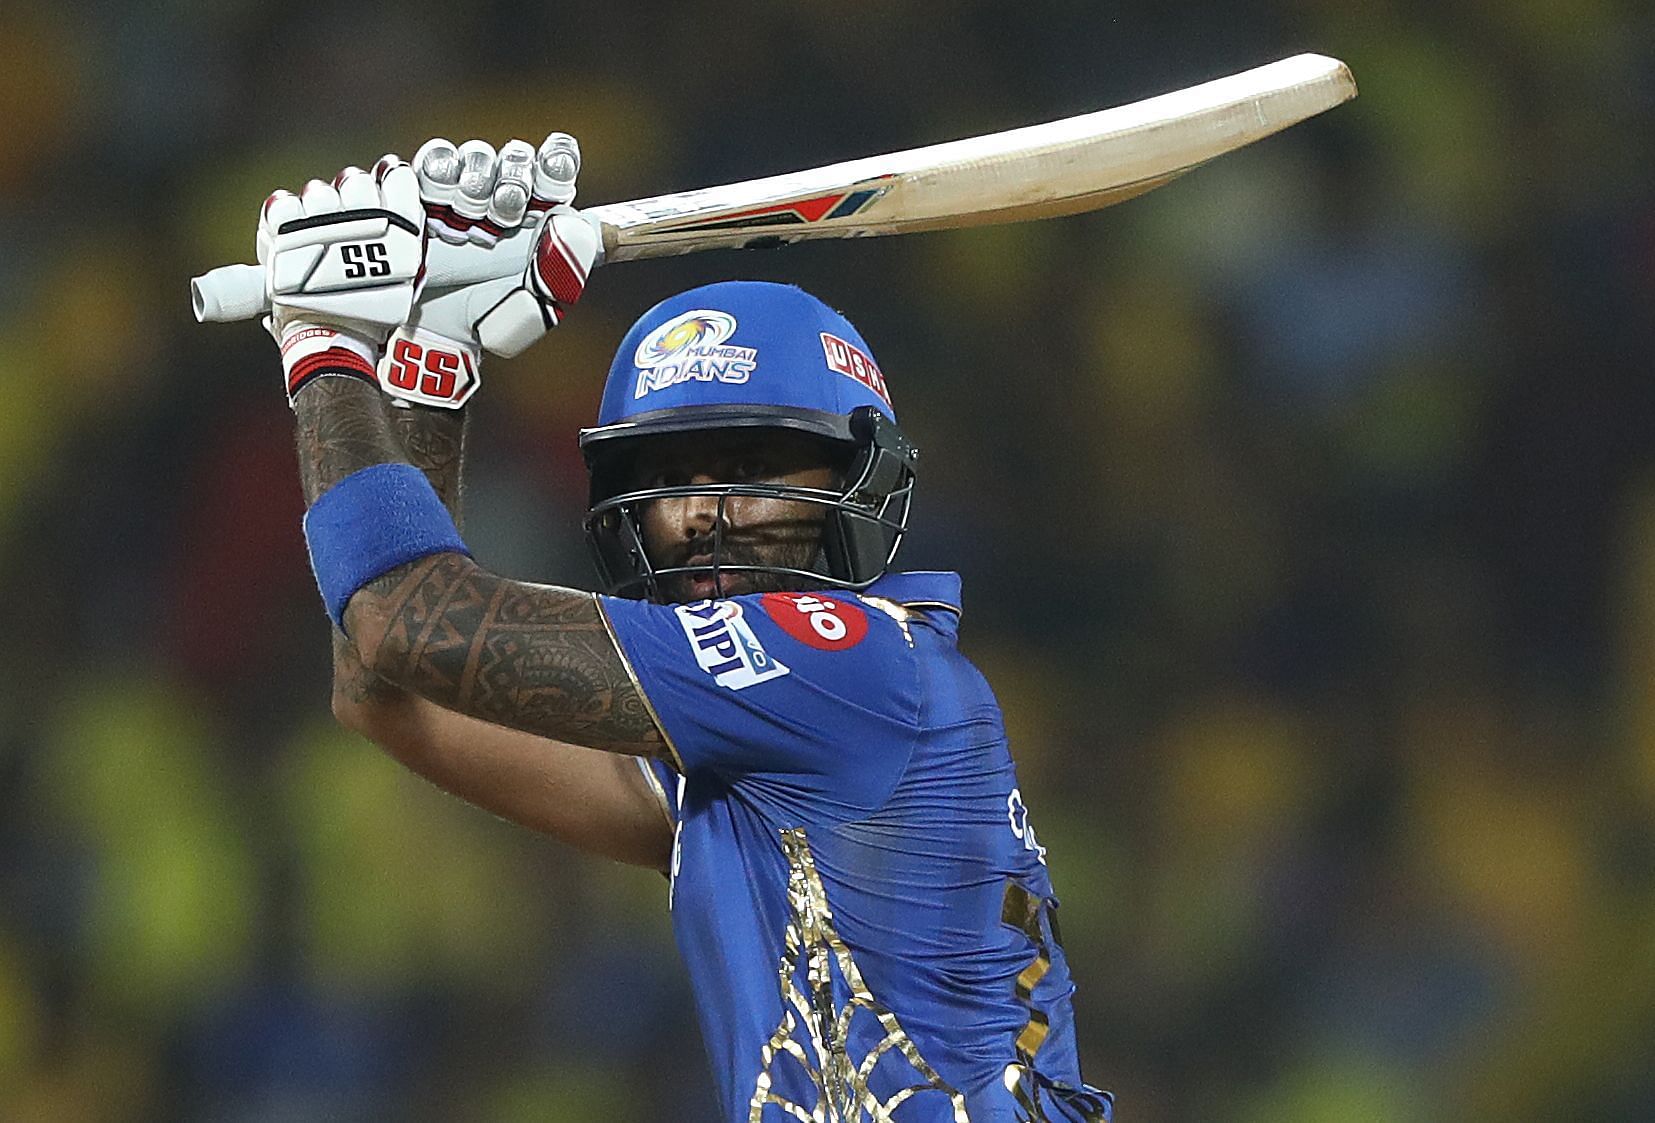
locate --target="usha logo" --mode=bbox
[820,331,891,406]
[633,309,759,399]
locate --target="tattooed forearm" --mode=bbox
[293,379,424,712]
[388,403,466,520]
[293,377,408,503]
[332,404,467,704]
[339,403,466,701]
[346,553,665,756]
[291,379,656,753]
[296,389,468,712]
[332,629,401,706]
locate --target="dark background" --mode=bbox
[2,1,1653,1119]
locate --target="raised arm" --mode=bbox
[272,137,670,869]
[324,400,464,720]
[296,377,665,757]
[307,395,668,868]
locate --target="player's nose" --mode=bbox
[677,474,726,537]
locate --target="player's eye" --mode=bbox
[645,468,689,488]
[731,458,771,481]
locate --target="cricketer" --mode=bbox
[271,132,1112,1122]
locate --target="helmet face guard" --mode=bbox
[583,281,916,600]
[581,405,918,600]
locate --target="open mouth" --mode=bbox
[673,555,732,599]
[686,552,783,601]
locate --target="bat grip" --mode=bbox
[191,265,264,322]
[190,226,543,323]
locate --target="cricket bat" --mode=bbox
[191,53,1356,323]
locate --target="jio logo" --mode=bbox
[761,593,870,651]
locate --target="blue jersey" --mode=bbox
[600,572,1111,1123]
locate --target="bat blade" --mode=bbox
[190,54,1355,323]
[589,53,1356,261]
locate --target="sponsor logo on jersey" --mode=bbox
[634,309,758,399]
[675,600,790,689]
[761,592,870,651]
[1007,788,1048,865]
[820,332,891,406]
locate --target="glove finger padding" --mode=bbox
[410,140,459,200]
[527,132,580,218]
[416,136,542,248]
[334,166,379,210]
[490,139,535,229]
[300,178,343,216]
[373,129,596,407]
[474,207,600,358]
[258,160,428,396]
[378,161,423,229]
[452,140,497,220]
[415,138,468,245]
[257,190,302,267]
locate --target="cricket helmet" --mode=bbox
[579,280,919,599]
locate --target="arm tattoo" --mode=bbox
[294,379,421,708]
[388,403,466,520]
[333,628,398,705]
[293,377,407,502]
[292,378,662,755]
[323,400,468,708]
[350,554,665,756]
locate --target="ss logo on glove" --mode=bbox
[340,243,393,280]
[382,329,479,407]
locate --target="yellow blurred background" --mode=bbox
[1,1,1653,1119]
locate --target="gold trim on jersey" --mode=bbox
[890,599,960,617]
[593,593,687,774]
[1002,883,1053,1058]
[858,595,914,646]
[633,756,676,831]
[999,882,1108,1123]
[748,828,971,1123]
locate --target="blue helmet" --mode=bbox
[579,281,919,599]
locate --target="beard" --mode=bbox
[652,528,826,604]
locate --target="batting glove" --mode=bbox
[373,132,600,409]
[259,161,424,404]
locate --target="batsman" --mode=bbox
[267,130,1112,1122]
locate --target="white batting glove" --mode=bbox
[374,132,600,409]
[259,161,424,403]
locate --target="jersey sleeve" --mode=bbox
[599,591,920,817]
[635,756,680,825]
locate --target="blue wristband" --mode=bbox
[303,462,471,630]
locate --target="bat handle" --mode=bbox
[191,264,265,323]
[190,223,553,324]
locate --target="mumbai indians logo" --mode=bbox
[633,309,759,399]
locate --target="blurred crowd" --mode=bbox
[2,1,1653,1119]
